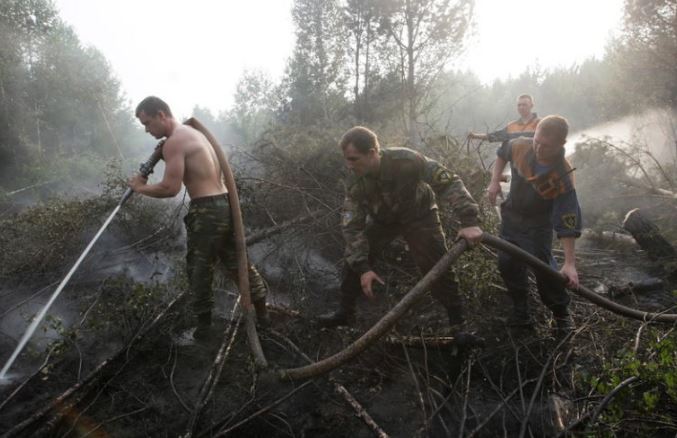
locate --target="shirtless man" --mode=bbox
[129,96,268,340]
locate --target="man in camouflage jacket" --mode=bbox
[318,126,483,339]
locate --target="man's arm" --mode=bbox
[424,158,482,244]
[487,155,507,206]
[129,139,184,198]
[341,185,384,298]
[560,237,579,288]
[341,185,370,275]
[552,188,582,289]
[467,132,489,140]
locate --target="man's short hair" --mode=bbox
[339,126,380,153]
[537,115,569,145]
[517,94,534,104]
[136,96,173,118]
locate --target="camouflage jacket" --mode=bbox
[342,147,480,273]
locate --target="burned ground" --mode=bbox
[1,139,677,437]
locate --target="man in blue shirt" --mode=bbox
[486,115,581,334]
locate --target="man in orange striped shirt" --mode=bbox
[468,94,540,143]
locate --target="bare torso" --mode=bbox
[170,125,227,199]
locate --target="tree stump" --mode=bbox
[622,208,676,261]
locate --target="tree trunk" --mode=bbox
[622,208,676,261]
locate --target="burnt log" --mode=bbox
[622,209,676,261]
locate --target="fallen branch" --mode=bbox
[557,375,639,436]
[185,298,243,437]
[272,239,469,381]
[466,378,539,438]
[269,329,390,438]
[2,291,187,438]
[245,210,321,246]
[385,335,458,348]
[0,345,57,413]
[518,329,577,438]
[213,381,313,437]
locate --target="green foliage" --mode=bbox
[0,0,137,186]
[0,162,182,280]
[585,329,677,433]
[83,275,170,340]
[613,0,677,107]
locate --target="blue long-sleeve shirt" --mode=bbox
[497,138,582,238]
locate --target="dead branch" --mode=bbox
[272,239,469,381]
[245,210,322,246]
[589,375,639,426]
[213,381,313,437]
[268,330,390,438]
[400,337,429,431]
[185,298,243,437]
[170,343,192,414]
[385,335,458,347]
[79,406,149,438]
[557,376,639,436]
[518,330,577,438]
[458,358,474,438]
[1,291,187,438]
[466,378,539,438]
[0,345,57,413]
[334,384,390,438]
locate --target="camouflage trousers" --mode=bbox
[340,210,464,324]
[184,194,267,318]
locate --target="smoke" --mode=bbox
[567,107,677,163]
[568,107,677,231]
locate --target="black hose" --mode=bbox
[481,234,677,323]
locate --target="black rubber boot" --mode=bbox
[448,323,486,348]
[445,307,485,348]
[253,299,271,328]
[552,308,574,337]
[193,312,214,341]
[551,305,575,338]
[317,307,355,327]
[445,305,465,327]
[507,299,534,328]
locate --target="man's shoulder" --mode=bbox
[383,147,424,161]
[510,136,533,147]
[382,147,426,179]
[503,137,533,169]
[166,125,210,150]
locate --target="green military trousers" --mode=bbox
[184,194,267,318]
[340,210,464,324]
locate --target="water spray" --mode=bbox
[0,141,165,381]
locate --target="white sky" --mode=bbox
[54,0,624,118]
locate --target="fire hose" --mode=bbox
[184,118,268,369]
[271,233,677,382]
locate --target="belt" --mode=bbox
[190,193,229,206]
